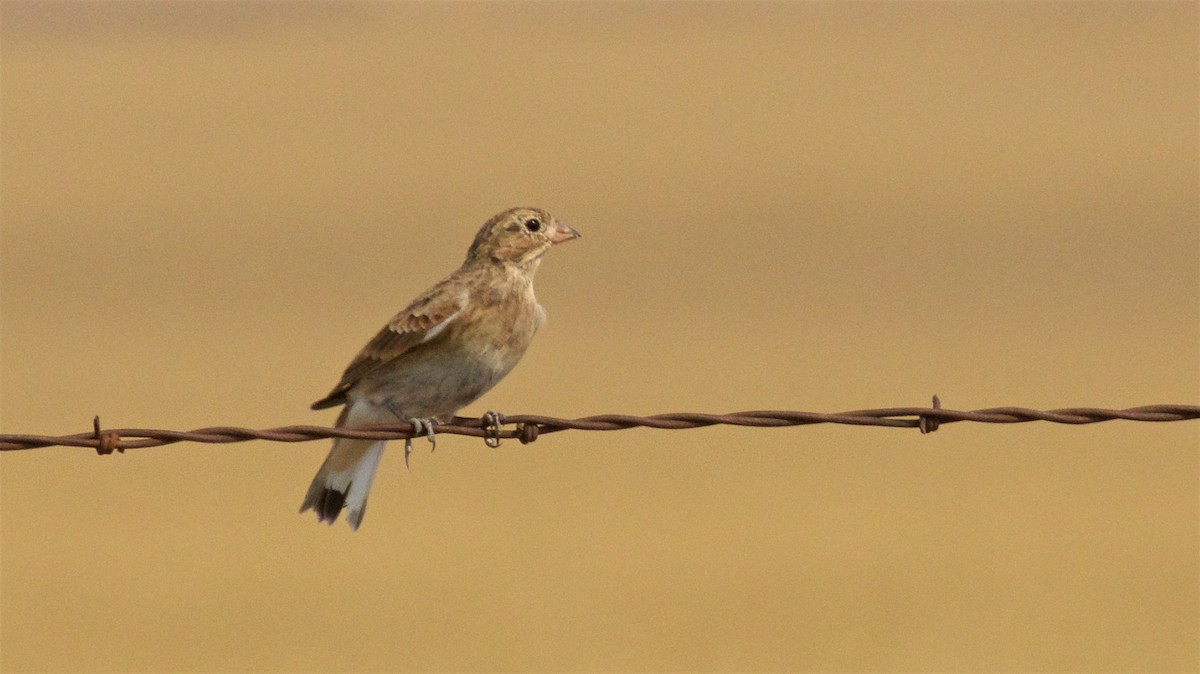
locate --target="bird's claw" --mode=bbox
[403,418,437,470]
[483,411,505,448]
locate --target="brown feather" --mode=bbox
[311,279,468,410]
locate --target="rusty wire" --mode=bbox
[0,398,1196,455]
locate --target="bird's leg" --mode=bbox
[403,418,437,470]
[482,411,505,448]
[385,401,437,470]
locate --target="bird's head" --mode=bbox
[466,207,581,270]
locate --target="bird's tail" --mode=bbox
[299,436,387,530]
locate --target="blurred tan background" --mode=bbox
[1,2,1197,672]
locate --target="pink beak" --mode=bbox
[548,220,582,245]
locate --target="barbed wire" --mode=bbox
[1,397,1196,455]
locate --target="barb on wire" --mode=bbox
[1,398,1197,454]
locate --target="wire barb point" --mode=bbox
[919,395,942,435]
[518,423,540,445]
[93,416,124,456]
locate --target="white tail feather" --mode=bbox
[299,437,387,530]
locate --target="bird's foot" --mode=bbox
[482,411,505,448]
[403,418,437,469]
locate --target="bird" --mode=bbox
[300,206,580,530]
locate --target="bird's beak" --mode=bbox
[547,220,581,245]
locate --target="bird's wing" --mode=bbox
[311,280,469,410]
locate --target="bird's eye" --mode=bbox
[524,218,542,233]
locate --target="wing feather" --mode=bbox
[311,281,468,410]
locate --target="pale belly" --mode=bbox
[350,324,536,421]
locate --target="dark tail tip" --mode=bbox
[302,486,348,525]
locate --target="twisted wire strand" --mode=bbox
[0,402,1196,454]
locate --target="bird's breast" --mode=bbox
[456,291,541,357]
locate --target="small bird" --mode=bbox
[300,207,580,530]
